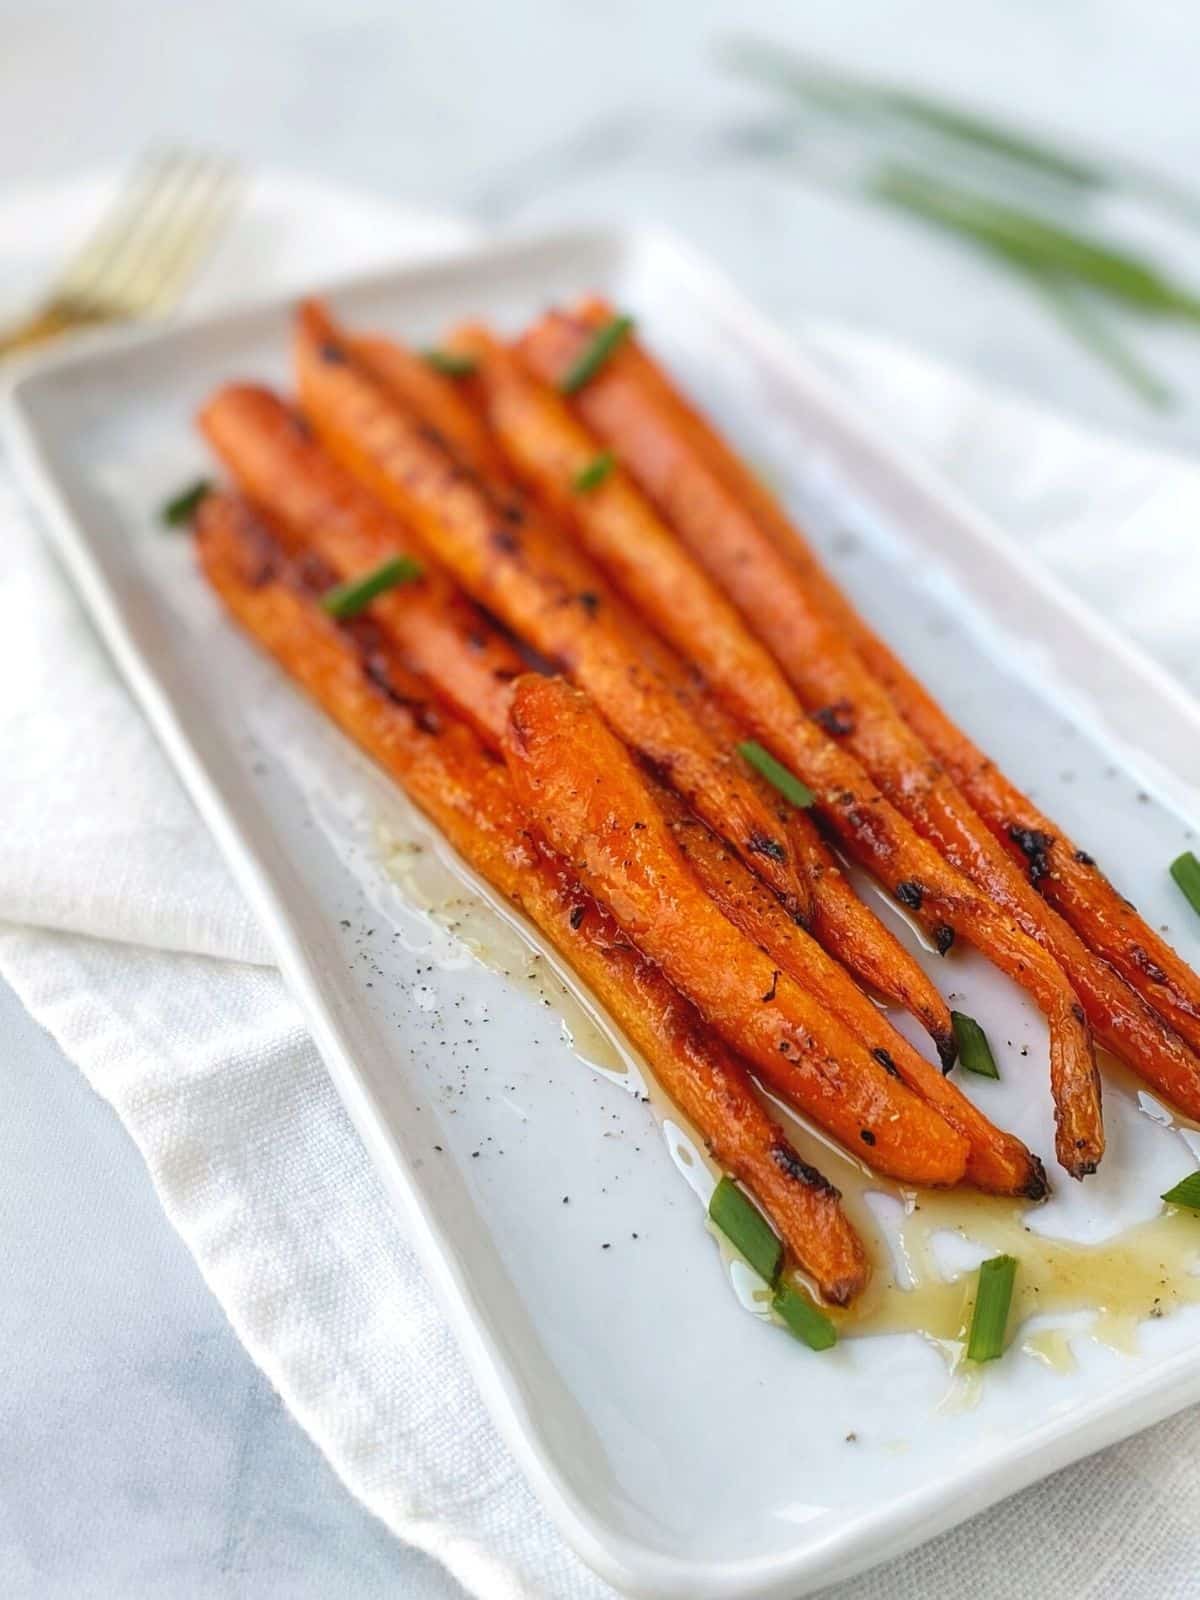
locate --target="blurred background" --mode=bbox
[5,0,1200,444]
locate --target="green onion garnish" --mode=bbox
[1170,851,1200,920]
[1162,1172,1200,1211]
[572,450,617,493]
[737,740,815,809]
[966,1254,1017,1363]
[708,1176,783,1285]
[320,555,423,620]
[423,348,477,378]
[161,478,212,526]
[950,1011,999,1079]
[560,314,635,395]
[773,1281,838,1351]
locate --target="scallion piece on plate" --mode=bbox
[560,314,634,394]
[161,478,212,526]
[320,555,423,620]
[1162,1172,1200,1211]
[951,1011,999,1079]
[966,1254,1017,1362]
[708,1176,783,1285]
[424,348,477,378]
[572,450,617,493]
[773,1281,838,1351]
[737,739,815,809]
[1170,851,1200,919]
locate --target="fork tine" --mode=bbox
[129,160,243,315]
[57,150,240,318]
[54,150,185,307]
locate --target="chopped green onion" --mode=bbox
[773,1281,838,1351]
[423,348,477,378]
[966,1254,1017,1363]
[1162,1172,1200,1211]
[320,555,423,620]
[1170,851,1200,920]
[737,740,815,809]
[708,1176,783,1285]
[560,314,635,395]
[950,1011,999,1079]
[572,450,617,493]
[160,478,212,526]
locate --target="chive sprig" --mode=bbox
[321,555,423,620]
[737,739,815,809]
[560,314,634,394]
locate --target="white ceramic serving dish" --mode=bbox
[5,226,1200,1600]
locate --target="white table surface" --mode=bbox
[3,2,1199,1596]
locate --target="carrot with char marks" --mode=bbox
[653,784,1046,1198]
[203,383,962,1086]
[292,299,810,924]
[529,299,1200,1122]
[196,489,869,1305]
[493,318,1103,1176]
[502,673,971,1188]
[346,322,946,1055]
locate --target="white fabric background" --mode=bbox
[3,181,1200,1599]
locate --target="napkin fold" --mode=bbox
[4,189,1200,1600]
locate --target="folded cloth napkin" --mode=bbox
[4,187,1200,1600]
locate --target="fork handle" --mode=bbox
[0,302,102,359]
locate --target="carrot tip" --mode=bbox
[936,1033,958,1073]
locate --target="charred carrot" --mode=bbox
[653,783,1046,1197]
[536,305,1200,1120]
[292,300,810,923]
[199,383,521,748]
[510,315,1103,1174]
[196,490,869,1304]
[503,673,971,1188]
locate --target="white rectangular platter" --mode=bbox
[6,226,1200,1600]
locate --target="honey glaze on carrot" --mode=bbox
[372,815,1200,1371]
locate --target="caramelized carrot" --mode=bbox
[350,334,514,483]
[535,303,1200,1119]
[292,299,810,923]
[199,383,521,745]
[508,316,1103,1175]
[196,489,868,1304]
[503,673,971,1188]
[652,784,1046,1197]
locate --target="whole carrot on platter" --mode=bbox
[535,296,1200,1081]
[502,672,971,1189]
[195,488,869,1306]
[292,299,813,924]
[482,320,1103,1177]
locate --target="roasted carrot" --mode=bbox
[196,489,868,1304]
[199,384,520,747]
[350,334,515,484]
[507,317,1103,1174]
[503,673,971,1188]
[652,784,1046,1197]
[678,673,958,1059]
[292,299,811,923]
[532,303,1200,1118]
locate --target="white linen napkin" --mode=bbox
[3,179,1200,1600]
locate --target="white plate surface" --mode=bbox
[5,227,1200,1600]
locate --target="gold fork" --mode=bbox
[0,148,243,358]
